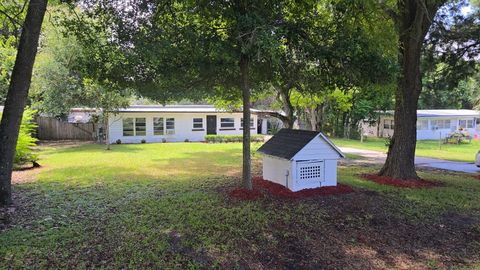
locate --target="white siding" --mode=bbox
[289,159,337,191]
[292,136,343,160]
[323,160,338,186]
[262,155,293,189]
[108,112,257,143]
[361,120,379,137]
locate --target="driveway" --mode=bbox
[339,147,480,174]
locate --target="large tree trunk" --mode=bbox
[0,0,48,206]
[379,0,441,179]
[240,54,252,190]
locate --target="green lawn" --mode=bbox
[332,137,480,162]
[1,142,479,269]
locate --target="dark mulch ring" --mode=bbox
[360,173,442,188]
[228,176,354,200]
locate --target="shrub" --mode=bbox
[116,139,122,144]
[205,135,264,143]
[184,139,190,142]
[162,138,167,143]
[2,109,39,166]
[141,139,146,143]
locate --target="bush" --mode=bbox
[184,139,190,142]
[162,138,167,143]
[1,109,39,166]
[205,135,264,143]
[141,139,146,143]
[116,139,122,144]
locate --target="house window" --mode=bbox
[416,120,428,130]
[459,119,473,129]
[220,118,235,128]
[241,118,255,129]
[123,118,145,136]
[166,118,175,134]
[123,118,134,136]
[153,117,164,135]
[444,120,451,129]
[135,118,146,136]
[468,120,474,128]
[389,120,394,130]
[431,119,451,129]
[193,118,203,129]
[383,119,390,129]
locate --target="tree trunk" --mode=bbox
[276,86,295,128]
[304,106,317,131]
[240,54,252,190]
[104,112,111,150]
[0,0,48,206]
[379,0,441,180]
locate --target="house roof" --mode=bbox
[416,109,479,117]
[380,109,479,118]
[257,129,345,160]
[116,105,259,114]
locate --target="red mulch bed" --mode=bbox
[473,175,480,180]
[360,174,441,188]
[228,176,354,200]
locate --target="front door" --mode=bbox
[206,115,217,135]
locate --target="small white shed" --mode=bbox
[257,129,345,192]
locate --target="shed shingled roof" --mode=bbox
[257,129,344,160]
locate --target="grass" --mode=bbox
[1,142,480,269]
[332,137,480,162]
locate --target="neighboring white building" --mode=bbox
[361,109,480,140]
[257,129,345,192]
[68,108,99,123]
[107,105,258,143]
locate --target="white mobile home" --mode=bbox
[362,109,480,140]
[107,105,258,143]
[257,129,345,192]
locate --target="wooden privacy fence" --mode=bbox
[36,117,95,141]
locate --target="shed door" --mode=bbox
[206,115,217,135]
[296,160,325,185]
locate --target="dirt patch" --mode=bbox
[37,140,94,147]
[361,174,441,188]
[11,166,43,184]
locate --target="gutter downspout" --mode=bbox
[285,169,289,189]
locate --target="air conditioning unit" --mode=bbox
[166,130,175,135]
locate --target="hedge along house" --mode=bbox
[108,105,258,143]
[257,129,345,192]
[361,109,480,140]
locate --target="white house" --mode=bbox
[361,109,480,140]
[107,105,258,143]
[257,129,345,192]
